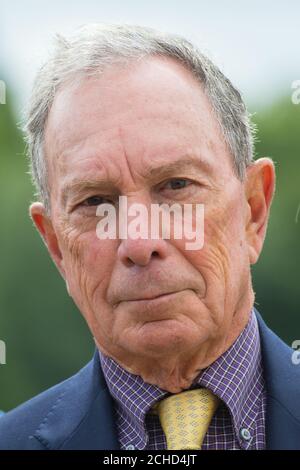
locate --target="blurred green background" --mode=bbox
[0,81,299,411]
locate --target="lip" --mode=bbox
[123,290,184,304]
[120,291,187,320]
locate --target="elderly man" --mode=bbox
[0,23,299,451]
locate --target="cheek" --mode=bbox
[60,229,117,304]
[174,202,247,285]
[205,195,247,253]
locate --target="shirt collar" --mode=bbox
[99,309,263,449]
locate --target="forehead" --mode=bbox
[44,56,230,190]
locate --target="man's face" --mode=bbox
[34,57,274,392]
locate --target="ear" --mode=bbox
[30,202,66,279]
[245,158,276,264]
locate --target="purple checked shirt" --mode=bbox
[99,309,266,450]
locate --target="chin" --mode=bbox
[139,320,186,348]
[122,318,204,361]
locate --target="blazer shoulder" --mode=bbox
[0,359,94,450]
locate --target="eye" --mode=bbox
[82,195,112,207]
[163,178,191,190]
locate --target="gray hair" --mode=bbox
[23,23,256,213]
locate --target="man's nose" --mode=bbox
[117,237,169,267]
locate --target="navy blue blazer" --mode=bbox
[0,309,300,450]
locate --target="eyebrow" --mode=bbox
[61,155,212,207]
[143,155,213,181]
[61,179,118,208]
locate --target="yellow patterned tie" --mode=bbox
[156,388,220,450]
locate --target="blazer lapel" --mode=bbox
[34,351,120,450]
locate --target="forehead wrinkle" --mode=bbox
[46,116,123,181]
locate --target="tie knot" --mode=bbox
[155,388,220,450]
